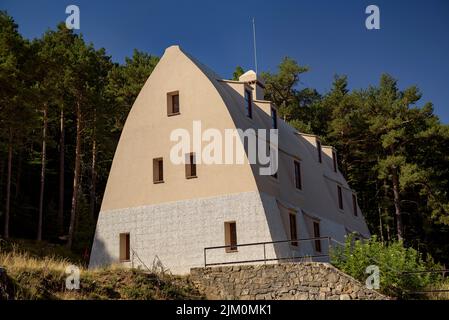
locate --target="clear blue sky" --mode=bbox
[2,0,449,123]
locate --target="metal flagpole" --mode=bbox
[252,17,258,74]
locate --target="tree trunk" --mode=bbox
[0,159,4,207]
[14,153,22,199]
[90,110,97,220]
[37,105,48,241]
[0,159,3,237]
[4,129,13,239]
[58,108,65,235]
[391,165,404,241]
[386,222,391,242]
[377,181,384,243]
[378,206,384,243]
[67,101,82,249]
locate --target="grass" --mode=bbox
[424,280,449,300]
[0,238,83,266]
[0,239,204,300]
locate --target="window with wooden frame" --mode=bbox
[294,160,302,190]
[337,185,343,210]
[185,153,197,178]
[119,233,130,262]
[289,213,298,246]
[224,221,237,252]
[316,139,322,163]
[244,89,253,118]
[153,158,164,183]
[167,91,180,116]
[271,107,277,129]
[313,221,321,253]
[332,150,338,172]
[352,194,358,216]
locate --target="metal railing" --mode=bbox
[203,236,449,298]
[401,269,449,296]
[131,248,151,272]
[203,236,332,267]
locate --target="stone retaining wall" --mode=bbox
[190,262,388,300]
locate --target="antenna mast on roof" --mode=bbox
[252,17,258,74]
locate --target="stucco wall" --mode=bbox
[89,191,353,274]
[100,45,258,212]
[190,263,388,300]
[100,44,370,237]
[90,192,290,274]
[91,45,371,273]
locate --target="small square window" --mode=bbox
[271,108,278,129]
[316,140,322,163]
[224,221,237,252]
[313,222,321,253]
[185,153,197,179]
[352,194,358,216]
[332,150,338,172]
[289,213,298,246]
[294,160,302,190]
[244,89,253,118]
[119,233,130,262]
[167,91,180,116]
[153,158,164,183]
[337,185,344,210]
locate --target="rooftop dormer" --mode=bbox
[239,70,265,100]
[322,146,338,173]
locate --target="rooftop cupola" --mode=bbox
[239,70,265,100]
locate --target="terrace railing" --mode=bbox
[203,236,334,267]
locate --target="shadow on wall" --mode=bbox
[219,82,294,259]
[218,81,340,261]
[88,235,114,269]
[186,58,312,259]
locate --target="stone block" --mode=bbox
[189,262,388,300]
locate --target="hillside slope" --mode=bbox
[0,239,204,300]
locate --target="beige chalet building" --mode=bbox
[89,45,370,274]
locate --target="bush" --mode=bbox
[424,279,449,300]
[330,234,443,298]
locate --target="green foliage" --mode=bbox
[0,238,82,264]
[260,57,322,135]
[0,11,159,249]
[72,195,95,262]
[263,57,449,263]
[261,57,314,122]
[0,11,37,147]
[232,66,245,81]
[331,234,443,298]
[107,49,159,132]
[0,9,449,275]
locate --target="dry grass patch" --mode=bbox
[0,240,204,300]
[424,281,449,300]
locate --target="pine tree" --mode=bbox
[0,12,36,238]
